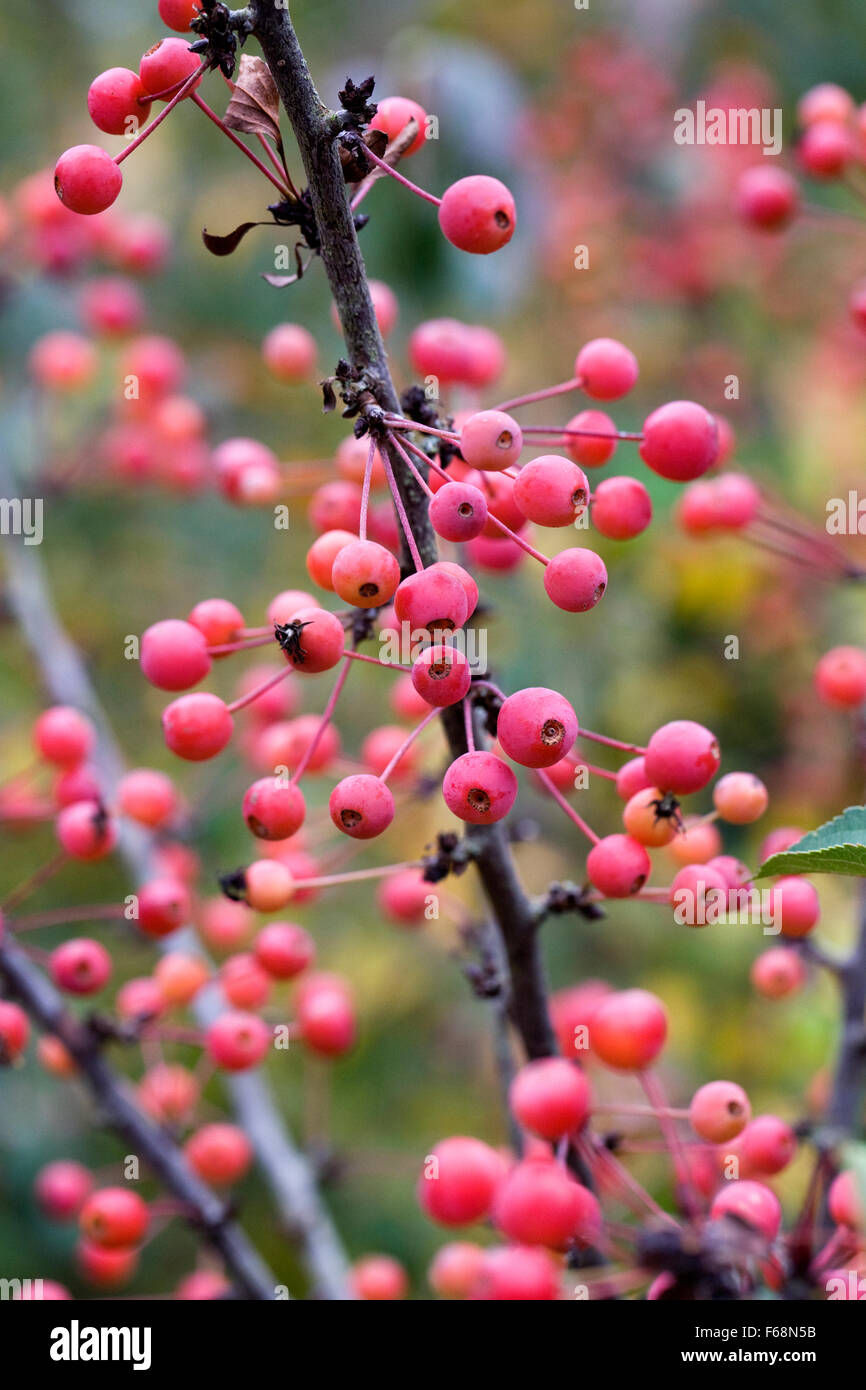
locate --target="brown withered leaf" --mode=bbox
[202,222,269,256]
[224,55,284,153]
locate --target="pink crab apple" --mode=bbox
[206,1012,270,1071]
[50,938,112,995]
[575,337,639,400]
[563,408,618,467]
[87,68,152,135]
[33,706,94,766]
[254,922,314,978]
[296,973,356,1057]
[418,1137,506,1226]
[162,693,233,761]
[331,539,401,609]
[736,166,800,230]
[689,1081,751,1143]
[54,145,122,215]
[710,1180,782,1241]
[79,1188,149,1249]
[509,1058,591,1140]
[590,989,668,1070]
[137,878,191,937]
[771,876,820,939]
[139,38,201,98]
[56,800,118,860]
[586,834,651,898]
[141,618,212,691]
[279,606,345,673]
[411,645,472,707]
[750,948,806,999]
[329,774,395,839]
[428,481,489,541]
[352,1254,409,1301]
[493,1160,602,1249]
[644,719,720,794]
[243,777,306,841]
[371,95,427,155]
[639,401,719,481]
[513,455,589,528]
[459,410,522,472]
[438,175,516,254]
[442,751,518,824]
[543,547,608,612]
[35,1161,94,1221]
[0,1002,30,1061]
[815,646,866,707]
[496,687,579,769]
[262,322,317,382]
[474,1245,560,1301]
[591,475,652,540]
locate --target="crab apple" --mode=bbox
[35,1161,94,1221]
[771,876,820,939]
[279,606,345,674]
[154,951,209,1006]
[80,1188,149,1250]
[244,858,295,912]
[497,687,578,769]
[117,768,177,827]
[592,476,652,540]
[640,401,718,482]
[331,539,400,609]
[751,947,806,1000]
[429,481,489,541]
[513,455,589,528]
[670,863,729,924]
[54,145,122,215]
[56,800,117,860]
[708,855,751,889]
[262,322,317,382]
[212,437,279,502]
[243,777,306,841]
[689,1081,751,1143]
[590,989,667,1070]
[622,787,678,848]
[587,835,651,898]
[475,1245,560,1301]
[267,589,318,626]
[463,325,507,386]
[14,1279,72,1301]
[0,1002,30,1061]
[371,95,427,155]
[329,774,394,839]
[352,1254,408,1301]
[305,530,356,591]
[438,175,516,254]
[78,1240,138,1288]
[122,334,186,401]
[38,1035,77,1077]
[800,120,852,178]
[138,1063,199,1123]
[850,279,866,333]
[334,435,387,488]
[828,1171,863,1229]
[460,410,522,471]
[141,618,211,691]
[509,1059,591,1140]
[760,826,804,862]
[645,719,720,794]
[478,472,525,536]
[172,1271,229,1301]
[736,166,800,230]
[258,714,340,775]
[87,68,151,135]
[418,1136,505,1226]
[139,37,201,97]
[563,409,618,467]
[198,897,252,953]
[411,645,472,708]
[815,646,866,707]
[50,938,112,996]
[739,1116,796,1176]
[466,533,525,572]
[310,483,363,539]
[616,755,652,801]
[116,976,165,1021]
[713,472,761,528]
[408,318,474,383]
[187,598,244,650]
[435,559,483,617]
[61,768,102,808]
[428,1242,486,1299]
[798,82,854,126]
[442,751,518,825]
[394,565,469,634]
[667,815,722,866]
[159,0,200,29]
[543,547,607,612]
[494,1161,601,1249]
[378,870,432,927]
[254,922,314,978]
[710,1180,781,1241]
[34,706,94,767]
[220,952,271,1011]
[206,1012,270,1071]
[712,772,768,824]
[29,330,97,390]
[137,878,191,937]
[575,338,639,400]
[162,693,233,761]
[296,973,356,1057]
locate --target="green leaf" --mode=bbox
[755,805,866,878]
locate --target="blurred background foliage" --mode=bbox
[0,0,864,1297]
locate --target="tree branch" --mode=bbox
[252,0,557,1062]
[826,880,866,1134]
[0,935,275,1300]
[0,489,354,1299]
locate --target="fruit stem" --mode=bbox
[535,769,600,844]
[289,655,353,786]
[494,375,583,413]
[225,661,294,714]
[355,143,442,206]
[191,93,294,198]
[115,68,204,165]
[379,707,440,784]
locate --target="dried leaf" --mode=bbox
[202,222,267,256]
[224,54,283,151]
[320,380,338,414]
